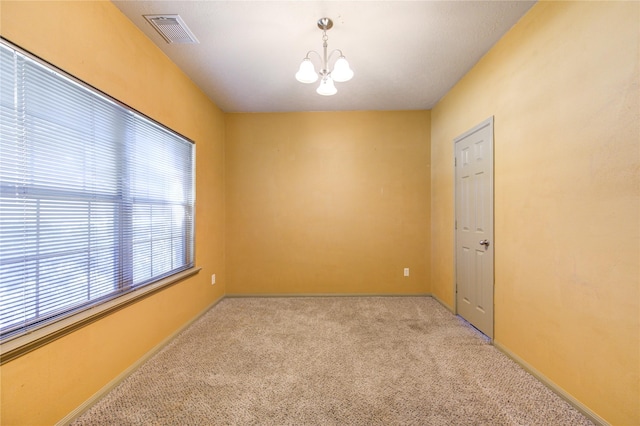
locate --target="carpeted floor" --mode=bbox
[72,297,593,425]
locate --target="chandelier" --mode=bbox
[295,17,354,96]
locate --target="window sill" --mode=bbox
[0,267,201,365]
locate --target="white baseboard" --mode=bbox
[56,296,224,426]
[225,292,432,298]
[493,341,609,426]
[430,293,455,313]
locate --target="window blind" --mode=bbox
[0,40,195,341]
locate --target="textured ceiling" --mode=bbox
[112,1,536,113]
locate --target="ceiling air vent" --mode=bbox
[144,15,199,44]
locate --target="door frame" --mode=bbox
[453,116,495,337]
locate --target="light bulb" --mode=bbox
[295,59,318,83]
[332,56,353,82]
[316,77,337,96]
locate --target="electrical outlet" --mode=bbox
[403,268,410,277]
[211,274,216,285]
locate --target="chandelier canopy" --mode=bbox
[295,18,354,96]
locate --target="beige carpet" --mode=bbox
[72,297,593,425]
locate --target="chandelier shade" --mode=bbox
[316,77,337,96]
[295,59,318,83]
[331,56,354,82]
[295,18,353,96]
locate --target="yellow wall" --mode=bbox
[0,1,225,424]
[2,1,638,425]
[431,2,639,424]
[225,111,431,295]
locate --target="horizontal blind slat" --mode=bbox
[0,41,194,340]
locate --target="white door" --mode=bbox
[455,117,494,338]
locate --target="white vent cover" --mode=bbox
[144,15,199,44]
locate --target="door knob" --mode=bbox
[479,239,490,247]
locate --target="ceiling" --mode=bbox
[112,1,536,113]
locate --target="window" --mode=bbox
[0,40,195,344]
